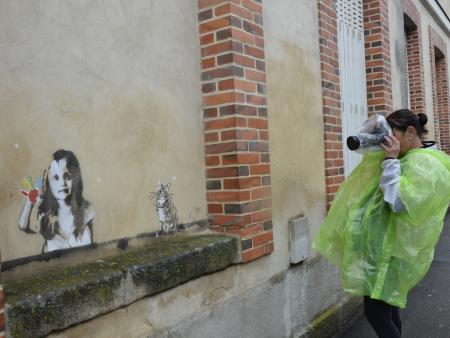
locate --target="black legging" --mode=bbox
[364,296,402,338]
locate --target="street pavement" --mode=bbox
[341,213,450,338]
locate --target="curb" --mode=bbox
[295,294,364,338]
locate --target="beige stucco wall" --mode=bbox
[264,0,327,258]
[41,1,335,337]
[390,0,410,111]
[0,0,206,261]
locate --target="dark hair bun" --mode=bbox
[388,109,429,136]
[417,113,428,126]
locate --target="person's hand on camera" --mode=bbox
[380,134,400,158]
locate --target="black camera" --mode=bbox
[347,132,387,151]
[346,115,392,152]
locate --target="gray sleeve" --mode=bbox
[379,159,406,213]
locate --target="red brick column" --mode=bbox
[317,0,344,209]
[0,252,5,338]
[198,0,273,262]
[403,0,426,114]
[363,0,393,116]
[429,27,450,153]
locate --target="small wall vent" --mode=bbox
[289,216,310,264]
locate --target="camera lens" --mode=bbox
[347,136,360,150]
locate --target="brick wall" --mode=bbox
[317,0,344,208]
[429,27,450,153]
[363,0,393,116]
[198,0,273,262]
[403,0,426,114]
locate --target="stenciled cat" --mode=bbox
[149,182,179,235]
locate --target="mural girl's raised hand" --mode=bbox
[18,174,44,234]
[20,175,43,204]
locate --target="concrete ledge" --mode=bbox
[4,234,240,338]
[295,294,363,338]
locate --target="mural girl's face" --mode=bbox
[49,159,73,200]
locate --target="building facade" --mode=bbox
[1,0,450,337]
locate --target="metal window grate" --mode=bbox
[337,0,363,32]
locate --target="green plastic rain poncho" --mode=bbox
[313,148,450,308]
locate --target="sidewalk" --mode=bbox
[341,214,450,338]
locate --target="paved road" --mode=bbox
[342,214,450,338]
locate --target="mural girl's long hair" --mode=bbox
[38,149,91,241]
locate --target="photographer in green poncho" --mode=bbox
[313,109,450,338]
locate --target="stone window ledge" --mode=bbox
[4,234,240,338]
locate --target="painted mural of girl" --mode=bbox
[18,149,94,252]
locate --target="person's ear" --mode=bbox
[406,126,416,139]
